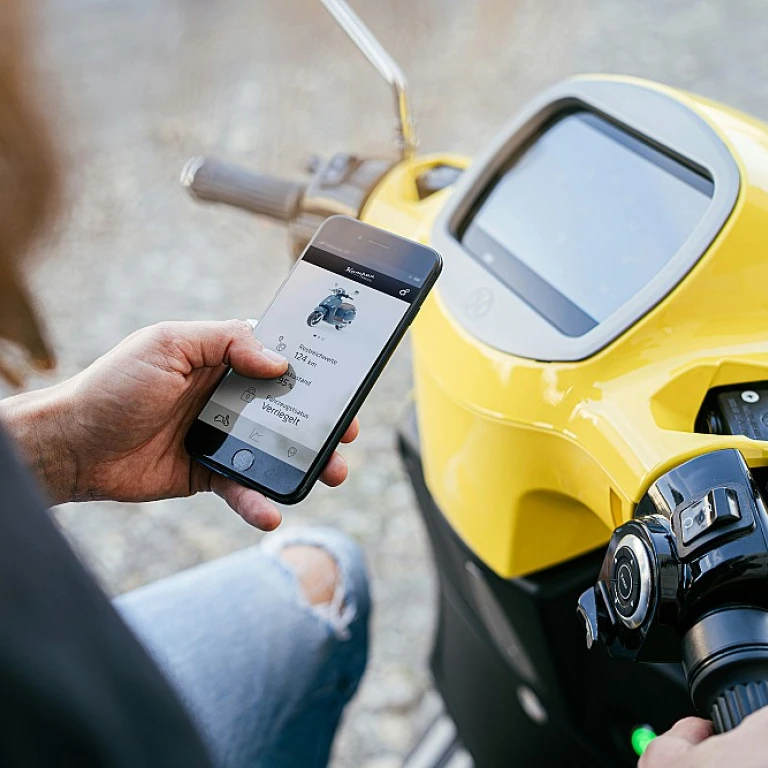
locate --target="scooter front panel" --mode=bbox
[405,75,768,577]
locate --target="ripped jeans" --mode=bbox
[113,527,370,767]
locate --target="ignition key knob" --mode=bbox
[615,551,640,608]
[612,534,653,629]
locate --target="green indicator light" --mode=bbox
[631,725,657,756]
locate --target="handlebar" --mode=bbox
[180,156,305,222]
[578,450,768,734]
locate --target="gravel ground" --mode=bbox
[15,0,768,765]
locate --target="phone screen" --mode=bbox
[192,220,439,499]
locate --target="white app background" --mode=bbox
[201,258,408,469]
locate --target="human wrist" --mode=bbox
[0,383,79,505]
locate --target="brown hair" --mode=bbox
[0,1,58,382]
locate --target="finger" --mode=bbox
[210,473,283,531]
[320,452,348,487]
[709,707,768,768]
[339,418,360,444]
[639,718,712,768]
[667,717,713,745]
[736,704,768,732]
[146,320,288,379]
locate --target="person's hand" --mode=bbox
[0,320,359,530]
[639,709,768,768]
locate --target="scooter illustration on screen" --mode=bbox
[307,287,358,330]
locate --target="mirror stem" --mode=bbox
[320,0,417,161]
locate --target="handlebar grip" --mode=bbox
[181,156,304,221]
[683,607,768,733]
[711,680,768,732]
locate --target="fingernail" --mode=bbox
[262,347,287,365]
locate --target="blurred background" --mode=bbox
[25,0,768,765]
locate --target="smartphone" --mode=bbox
[185,215,442,504]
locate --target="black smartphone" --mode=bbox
[185,215,442,504]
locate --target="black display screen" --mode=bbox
[462,111,714,336]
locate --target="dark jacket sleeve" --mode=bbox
[0,426,213,767]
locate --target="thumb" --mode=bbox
[639,718,713,767]
[147,319,288,378]
[219,319,288,379]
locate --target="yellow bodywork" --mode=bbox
[362,76,768,579]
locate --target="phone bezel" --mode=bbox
[185,215,442,504]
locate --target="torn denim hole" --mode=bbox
[262,529,357,641]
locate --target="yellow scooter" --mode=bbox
[183,1,768,765]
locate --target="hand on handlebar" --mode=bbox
[639,709,768,768]
[0,320,359,529]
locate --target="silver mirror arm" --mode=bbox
[320,0,417,161]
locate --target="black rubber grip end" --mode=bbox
[712,681,768,732]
